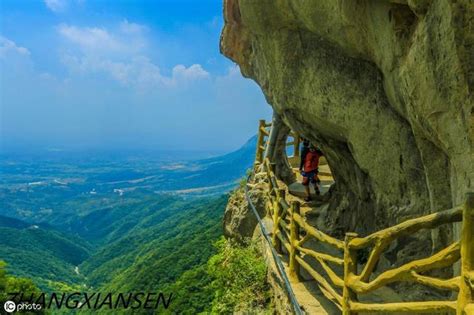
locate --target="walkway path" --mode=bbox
[287,159,334,218]
[262,158,338,314]
[269,159,404,314]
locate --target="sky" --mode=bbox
[0,0,271,154]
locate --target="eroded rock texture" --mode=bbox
[264,112,296,184]
[223,186,267,242]
[221,0,473,244]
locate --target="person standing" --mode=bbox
[300,143,323,201]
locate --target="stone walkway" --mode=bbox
[261,160,337,314]
[269,160,404,314]
[287,162,334,218]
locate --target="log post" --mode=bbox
[271,197,279,251]
[272,189,285,253]
[278,188,286,218]
[269,162,277,196]
[458,192,474,315]
[343,232,358,315]
[289,200,301,281]
[269,162,276,176]
[255,119,266,169]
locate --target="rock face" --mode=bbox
[264,112,296,184]
[221,0,473,244]
[223,185,267,242]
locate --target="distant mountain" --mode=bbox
[154,135,256,192]
[196,135,256,179]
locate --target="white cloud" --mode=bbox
[172,64,209,81]
[58,23,147,57]
[58,24,122,54]
[44,0,84,12]
[120,20,148,35]
[0,36,30,58]
[44,0,67,12]
[57,24,209,90]
[61,53,209,89]
[61,55,161,86]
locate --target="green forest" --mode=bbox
[0,137,273,313]
[0,194,272,314]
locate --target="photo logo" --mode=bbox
[4,300,16,313]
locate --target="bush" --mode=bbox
[207,237,272,313]
[0,261,46,314]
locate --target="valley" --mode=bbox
[0,137,256,312]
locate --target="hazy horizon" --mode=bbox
[0,134,257,162]
[0,0,272,154]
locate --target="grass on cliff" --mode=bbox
[157,236,272,314]
[207,237,272,314]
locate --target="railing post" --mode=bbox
[343,232,358,315]
[265,161,272,193]
[289,200,301,281]
[268,162,277,195]
[458,193,474,315]
[272,189,285,253]
[269,162,276,175]
[255,119,266,169]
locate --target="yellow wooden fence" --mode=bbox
[253,120,474,314]
[254,119,300,169]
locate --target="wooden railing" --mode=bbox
[254,119,300,169]
[253,120,474,314]
[254,119,271,168]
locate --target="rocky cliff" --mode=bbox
[221,0,473,248]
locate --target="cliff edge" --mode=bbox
[221,0,473,245]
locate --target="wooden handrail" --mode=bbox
[409,273,460,291]
[349,205,463,250]
[342,233,358,314]
[255,120,267,165]
[297,246,344,265]
[279,219,290,232]
[297,234,311,247]
[279,198,290,214]
[458,193,474,313]
[260,127,269,136]
[276,230,291,253]
[318,257,344,288]
[289,201,301,281]
[293,213,344,250]
[348,242,460,294]
[253,119,473,314]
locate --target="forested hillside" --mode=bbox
[81,196,226,290]
[0,136,263,312]
[0,185,229,297]
[0,215,91,291]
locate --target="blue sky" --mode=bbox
[0,0,271,154]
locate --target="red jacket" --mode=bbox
[303,151,320,172]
